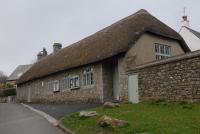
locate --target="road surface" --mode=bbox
[29,103,101,119]
[0,103,63,134]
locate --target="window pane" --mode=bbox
[91,73,94,84]
[155,44,159,53]
[83,68,95,86]
[83,75,86,86]
[86,73,90,85]
[155,44,171,60]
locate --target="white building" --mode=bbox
[179,15,200,51]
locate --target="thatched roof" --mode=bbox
[17,9,190,84]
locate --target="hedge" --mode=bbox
[0,88,16,97]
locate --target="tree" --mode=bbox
[0,71,7,84]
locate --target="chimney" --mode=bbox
[181,7,189,27]
[53,43,62,53]
[37,48,48,61]
[181,15,189,27]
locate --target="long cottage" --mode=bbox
[17,10,190,103]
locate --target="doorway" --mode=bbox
[113,61,120,100]
[128,74,139,103]
[27,86,31,102]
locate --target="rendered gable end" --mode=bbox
[117,33,186,101]
[180,27,200,51]
[124,33,185,71]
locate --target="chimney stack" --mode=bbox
[53,43,62,53]
[181,7,189,27]
[181,15,189,27]
[37,48,48,61]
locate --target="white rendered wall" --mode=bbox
[179,27,200,51]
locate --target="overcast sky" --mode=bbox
[0,0,199,76]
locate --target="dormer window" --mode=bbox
[155,43,171,60]
[83,68,94,86]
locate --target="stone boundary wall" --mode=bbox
[130,50,200,103]
[33,88,101,104]
[0,97,7,103]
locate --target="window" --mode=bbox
[59,79,65,91]
[64,75,70,89]
[45,79,62,93]
[35,82,40,96]
[155,43,171,60]
[83,68,94,86]
[53,80,59,92]
[45,80,54,94]
[73,76,80,88]
[69,76,80,89]
[60,75,80,90]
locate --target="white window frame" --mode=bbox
[45,80,54,94]
[64,75,70,89]
[69,75,80,89]
[83,68,95,87]
[60,75,80,90]
[155,43,171,60]
[53,80,60,92]
[35,81,40,96]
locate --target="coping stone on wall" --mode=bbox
[128,49,200,73]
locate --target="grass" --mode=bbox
[61,101,200,134]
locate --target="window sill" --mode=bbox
[70,87,80,91]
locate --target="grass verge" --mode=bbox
[61,101,200,134]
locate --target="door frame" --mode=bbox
[128,73,139,103]
[27,85,31,103]
[113,61,120,100]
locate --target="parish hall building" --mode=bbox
[17,9,193,104]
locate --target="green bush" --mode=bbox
[0,90,3,97]
[0,88,16,97]
[0,83,14,89]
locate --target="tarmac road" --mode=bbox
[28,103,101,119]
[0,103,64,134]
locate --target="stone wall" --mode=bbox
[32,88,101,104]
[131,50,200,103]
[0,97,7,103]
[17,63,104,104]
[118,56,129,101]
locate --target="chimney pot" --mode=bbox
[53,43,62,53]
[37,48,48,61]
[181,15,189,28]
[182,16,187,21]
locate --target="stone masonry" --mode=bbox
[17,63,104,104]
[130,50,200,103]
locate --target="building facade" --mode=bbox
[16,10,190,104]
[179,15,200,51]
